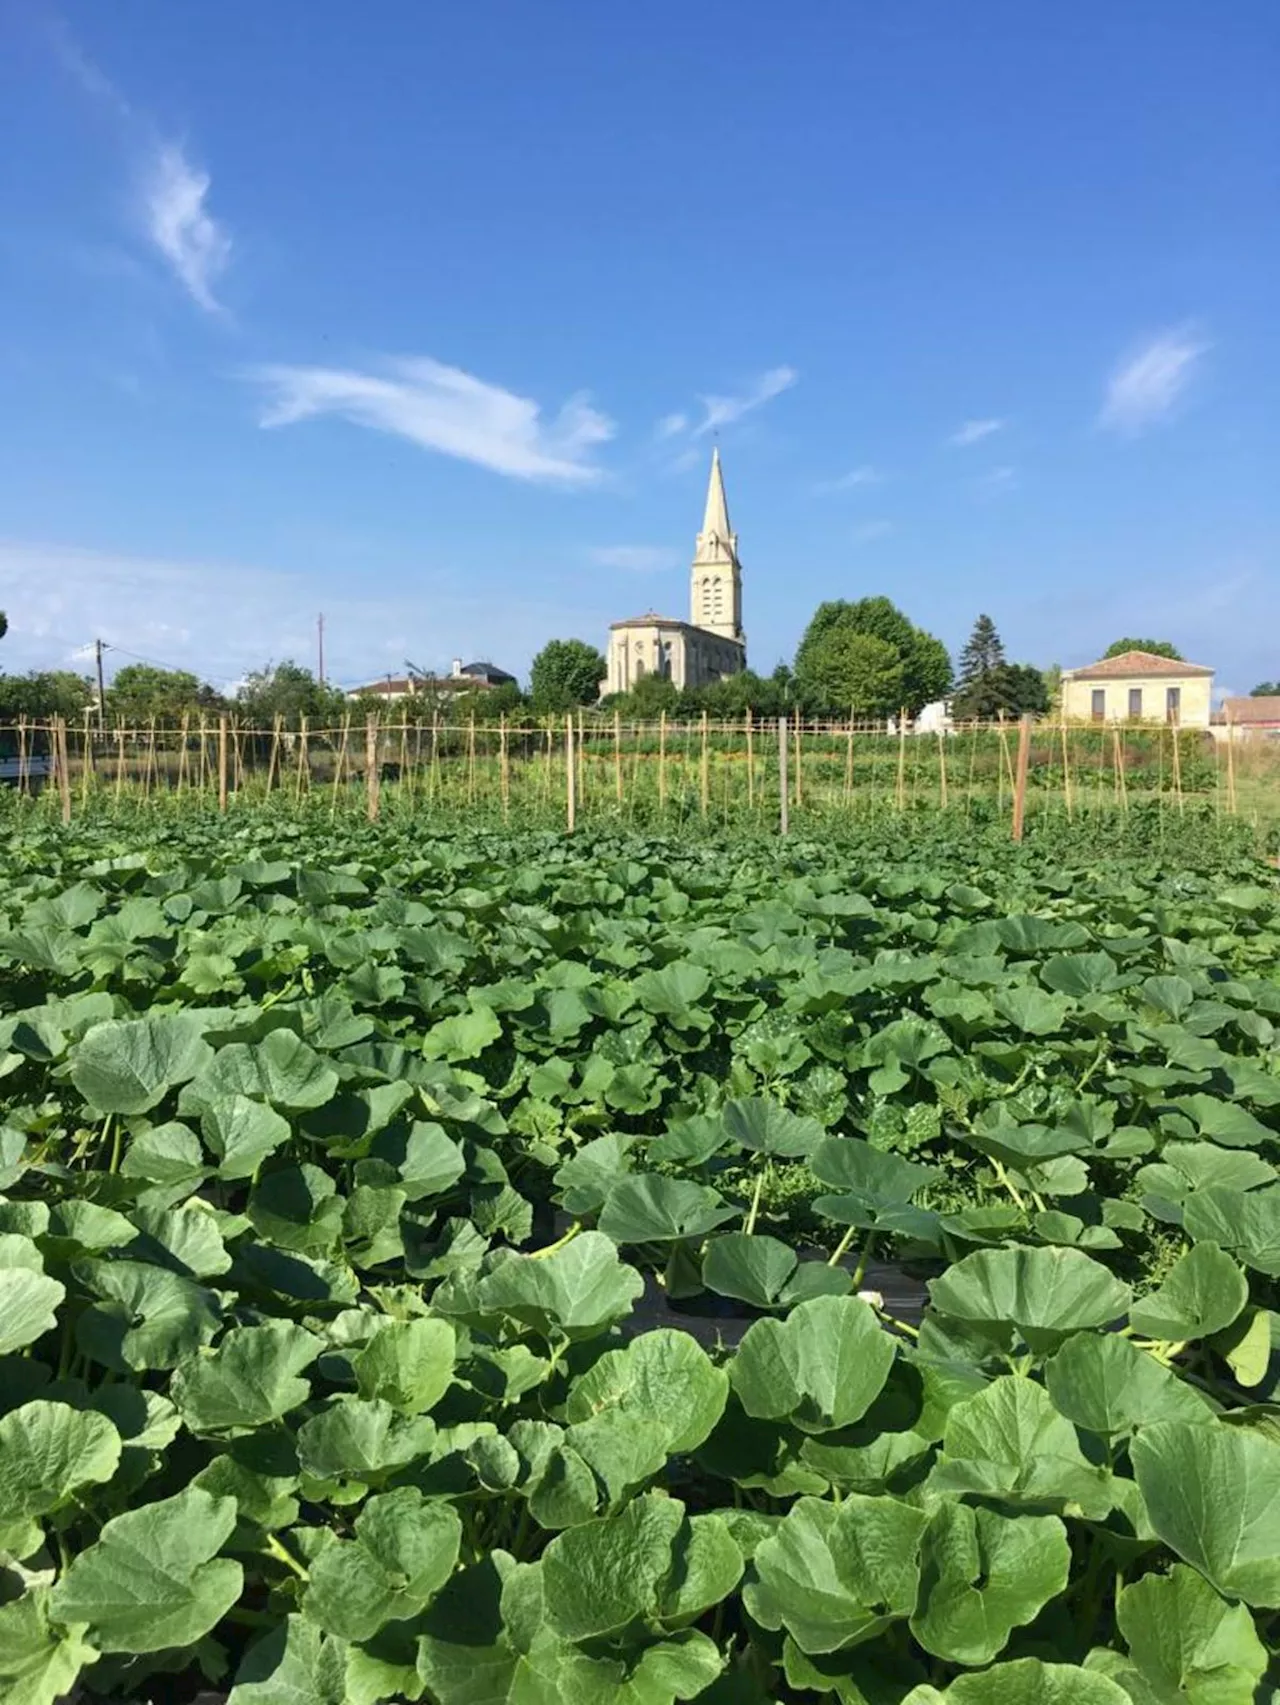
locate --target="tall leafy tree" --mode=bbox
[108,665,223,724]
[237,661,346,728]
[1103,638,1183,660]
[1250,681,1280,697]
[794,597,950,716]
[794,630,904,718]
[529,639,606,712]
[0,671,93,720]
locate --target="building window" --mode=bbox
[1091,689,1105,722]
[1128,687,1143,719]
[1166,686,1181,724]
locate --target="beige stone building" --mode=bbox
[605,449,747,694]
[1060,650,1214,728]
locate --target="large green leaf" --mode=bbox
[1183,1187,1280,1277]
[0,1266,64,1356]
[928,1246,1132,1352]
[930,1376,1112,1516]
[910,1501,1071,1666]
[303,1486,461,1640]
[1129,1243,1248,1340]
[295,1396,437,1482]
[0,1400,121,1521]
[564,1329,728,1455]
[1130,1422,1280,1606]
[1044,1334,1213,1434]
[1111,1563,1268,1705]
[201,1093,292,1179]
[744,1492,928,1654]
[229,1616,350,1705]
[172,1320,323,1433]
[70,1012,213,1115]
[598,1175,736,1243]
[730,1295,896,1434]
[0,1589,97,1705]
[48,1486,243,1653]
[542,1492,684,1641]
[200,1031,339,1111]
[76,1259,220,1371]
[702,1233,849,1309]
[477,1231,644,1337]
[902,1658,1130,1703]
[722,1097,824,1158]
[353,1317,456,1414]
[811,1136,935,1203]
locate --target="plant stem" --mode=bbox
[529,1221,581,1260]
[826,1224,859,1268]
[264,1533,309,1581]
[744,1165,766,1237]
[991,1158,1026,1211]
[852,1232,879,1289]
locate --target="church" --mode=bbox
[604,448,747,694]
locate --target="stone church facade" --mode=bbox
[605,448,747,695]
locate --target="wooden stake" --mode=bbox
[746,710,755,809]
[115,721,126,803]
[365,715,380,821]
[294,715,309,802]
[467,714,477,806]
[614,709,623,802]
[1112,726,1129,812]
[267,715,283,792]
[937,729,948,809]
[700,710,710,815]
[778,716,789,836]
[1011,714,1032,842]
[54,718,71,823]
[793,706,803,808]
[330,717,350,819]
[217,716,229,811]
[198,715,209,798]
[501,715,511,817]
[176,712,190,795]
[844,709,855,802]
[1225,712,1237,814]
[565,713,576,831]
[1170,720,1184,813]
[1060,717,1073,819]
[658,711,668,811]
[80,707,93,808]
[17,719,27,799]
[577,708,586,811]
[430,713,440,803]
[896,711,908,812]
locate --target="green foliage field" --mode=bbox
[0,811,1276,1704]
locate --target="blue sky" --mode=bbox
[1,1,1276,694]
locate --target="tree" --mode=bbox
[237,661,345,728]
[0,612,8,643]
[1250,681,1280,697]
[951,616,1048,720]
[795,630,904,718]
[108,664,223,724]
[0,671,94,720]
[794,598,950,716]
[529,639,606,713]
[1103,638,1183,660]
[956,614,1005,687]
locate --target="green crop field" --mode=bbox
[0,806,1277,1704]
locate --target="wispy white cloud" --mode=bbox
[949,418,1005,447]
[248,356,614,485]
[978,465,1017,493]
[851,520,894,544]
[142,142,232,314]
[816,464,883,494]
[655,412,689,440]
[47,16,133,121]
[0,540,617,688]
[695,366,797,435]
[589,546,680,573]
[1099,326,1209,433]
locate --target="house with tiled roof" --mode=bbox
[1060,650,1214,728]
[1220,695,1280,738]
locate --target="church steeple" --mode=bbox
[691,447,744,644]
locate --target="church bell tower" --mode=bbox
[691,447,744,643]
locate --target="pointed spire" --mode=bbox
[701,446,731,541]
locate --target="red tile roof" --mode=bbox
[1067,650,1212,681]
[1223,695,1280,724]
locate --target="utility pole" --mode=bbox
[94,639,106,730]
[317,614,325,685]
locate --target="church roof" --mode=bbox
[701,445,732,541]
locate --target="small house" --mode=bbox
[1060,650,1213,728]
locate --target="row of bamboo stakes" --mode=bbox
[13,706,1244,839]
